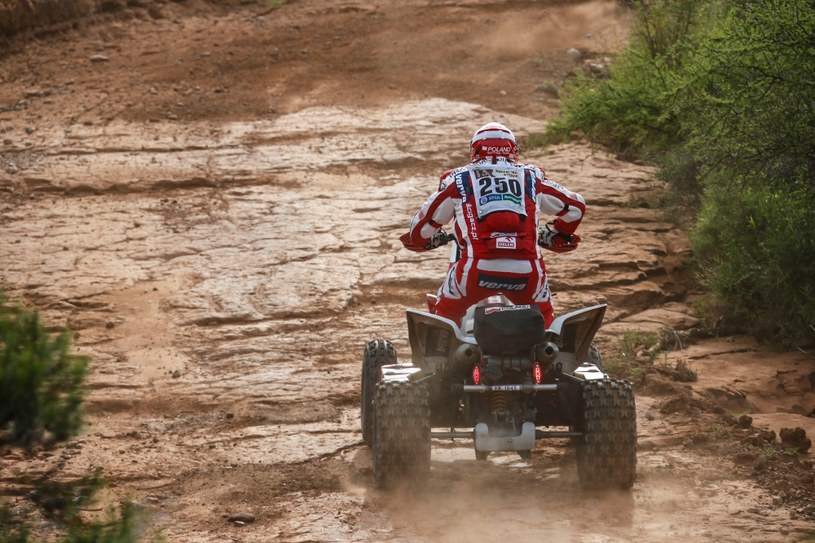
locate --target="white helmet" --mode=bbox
[470,122,518,162]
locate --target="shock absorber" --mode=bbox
[490,390,508,412]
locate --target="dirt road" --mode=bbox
[1,1,814,541]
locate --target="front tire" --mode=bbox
[361,339,396,447]
[373,381,431,490]
[576,378,637,490]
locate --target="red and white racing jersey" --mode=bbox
[403,157,585,263]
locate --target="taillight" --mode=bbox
[472,365,481,385]
[533,362,543,384]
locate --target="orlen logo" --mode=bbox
[495,236,516,249]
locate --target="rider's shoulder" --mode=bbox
[440,164,471,179]
[438,165,469,190]
[516,162,545,179]
[438,168,457,183]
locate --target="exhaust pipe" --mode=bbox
[535,342,559,365]
[451,343,481,370]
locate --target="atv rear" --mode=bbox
[361,301,636,490]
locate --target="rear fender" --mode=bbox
[546,304,606,374]
[406,309,477,371]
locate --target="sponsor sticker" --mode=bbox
[484,304,532,313]
[477,274,528,292]
[464,202,479,240]
[495,236,516,250]
[479,194,522,206]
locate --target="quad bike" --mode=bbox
[360,234,637,490]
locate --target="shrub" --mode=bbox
[693,181,815,343]
[544,0,815,344]
[676,0,815,343]
[1,474,144,543]
[0,297,88,445]
[0,505,29,543]
[543,0,713,159]
[0,298,146,542]
[603,330,661,382]
[677,0,815,193]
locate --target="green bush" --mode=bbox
[0,505,28,543]
[0,297,88,445]
[693,181,815,342]
[0,299,146,542]
[543,0,713,159]
[677,0,815,343]
[544,0,815,344]
[1,478,144,543]
[677,0,815,191]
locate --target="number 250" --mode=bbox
[478,177,521,196]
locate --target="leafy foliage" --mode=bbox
[0,471,141,543]
[693,182,815,342]
[0,298,88,445]
[0,505,29,543]
[603,330,660,382]
[544,0,713,160]
[544,0,815,344]
[0,302,145,542]
[678,0,815,192]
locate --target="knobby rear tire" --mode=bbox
[361,339,396,447]
[576,378,637,490]
[372,380,431,490]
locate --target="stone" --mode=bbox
[779,427,811,453]
[227,512,255,524]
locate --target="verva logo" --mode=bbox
[478,280,525,291]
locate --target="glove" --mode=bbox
[400,230,451,252]
[400,232,426,252]
[425,230,451,250]
[538,223,580,253]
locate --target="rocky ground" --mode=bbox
[1,1,814,541]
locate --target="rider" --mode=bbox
[399,122,585,328]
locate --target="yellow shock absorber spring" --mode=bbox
[490,390,508,411]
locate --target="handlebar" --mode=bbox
[437,231,457,246]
